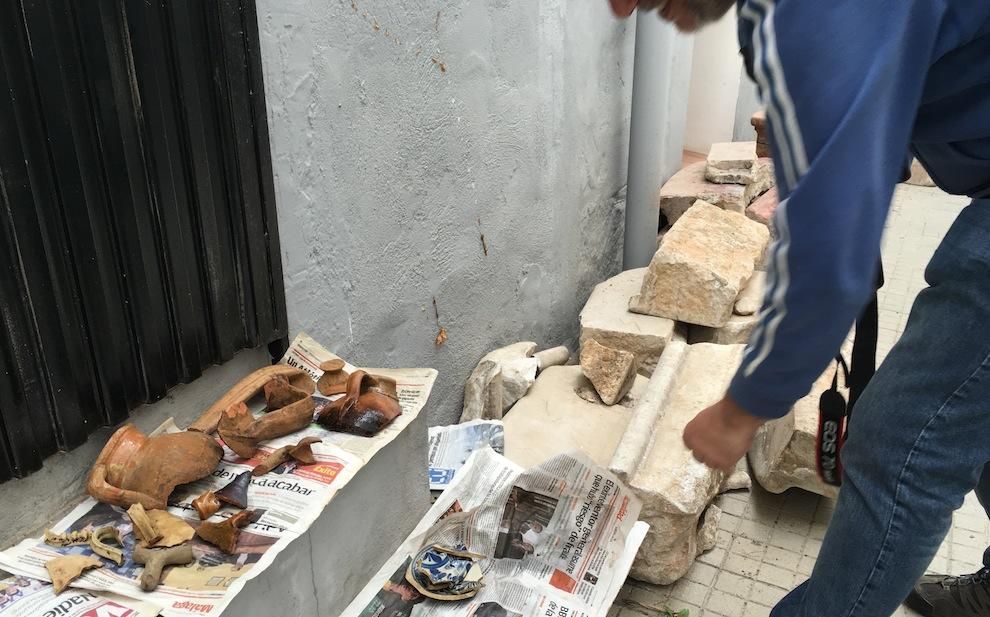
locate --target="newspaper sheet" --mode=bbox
[0,569,161,617]
[344,447,649,617]
[428,421,505,491]
[0,333,437,617]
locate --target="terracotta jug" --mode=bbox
[316,370,402,436]
[87,424,223,510]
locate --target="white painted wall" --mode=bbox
[256,0,640,425]
[682,7,744,154]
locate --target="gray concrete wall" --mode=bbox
[733,68,762,142]
[257,0,636,426]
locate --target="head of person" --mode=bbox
[608,0,736,32]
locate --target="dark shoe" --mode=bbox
[905,568,990,617]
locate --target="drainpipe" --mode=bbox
[622,13,692,270]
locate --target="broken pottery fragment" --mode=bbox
[192,491,221,520]
[264,375,310,411]
[659,162,769,225]
[218,396,315,458]
[630,201,770,328]
[195,510,256,554]
[503,366,648,469]
[127,503,163,546]
[46,555,102,594]
[580,340,637,406]
[316,370,402,437]
[90,526,125,566]
[252,437,322,476]
[579,269,675,376]
[317,359,349,396]
[133,544,194,592]
[613,342,745,585]
[146,510,195,547]
[43,529,91,548]
[749,367,842,499]
[215,470,252,509]
[87,424,223,510]
[188,365,316,434]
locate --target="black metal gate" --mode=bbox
[0,0,287,482]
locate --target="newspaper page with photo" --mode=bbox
[428,421,505,490]
[343,447,648,617]
[0,569,160,617]
[0,333,437,617]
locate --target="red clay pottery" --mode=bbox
[188,365,316,434]
[87,424,223,510]
[316,370,402,437]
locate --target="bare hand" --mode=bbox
[683,397,766,473]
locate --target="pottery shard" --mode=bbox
[579,269,675,376]
[748,367,842,499]
[661,162,765,225]
[734,270,767,316]
[580,340,638,406]
[503,366,648,469]
[630,201,770,328]
[627,343,745,585]
[746,186,778,233]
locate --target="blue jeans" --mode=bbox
[772,198,990,617]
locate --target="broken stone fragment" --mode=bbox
[734,271,767,316]
[746,186,778,233]
[905,159,936,187]
[579,269,675,376]
[630,201,770,328]
[748,366,842,499]
[458,342,571,422]
[619,343,745,585]
[579,340,638,406]
[503,366,648,469]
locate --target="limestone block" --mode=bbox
[689,313,759,345]
[706,142,762,185]
[906,159,936,187]
[580,340,638,406]
[503,366,649,469]
[617,343,746,585]
[630,201,770,328]
[460,342,537,422]
[734,271,767,316]
[748,367,843,499]
[660,162,749,225]
[747,186,778,235]
[579,268,675,375]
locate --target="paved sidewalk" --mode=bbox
[612,184,981,617]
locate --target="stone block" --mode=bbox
[747,186,778,235]
[503,366,649,469]
[689,313,759,345]
[748,367,842,499]
[660,162,747,225]
[460,342,538,422]
[579,268,675,375]
[706,142,765,185]
[630,201,770,328]
[734,270,767,316]
[613,342,746,585]
[580,339,638,406]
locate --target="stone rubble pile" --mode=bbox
[479,134,844,585]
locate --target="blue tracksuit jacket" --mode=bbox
[728,0,990,418]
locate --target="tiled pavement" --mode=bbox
[611,184,984,617]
